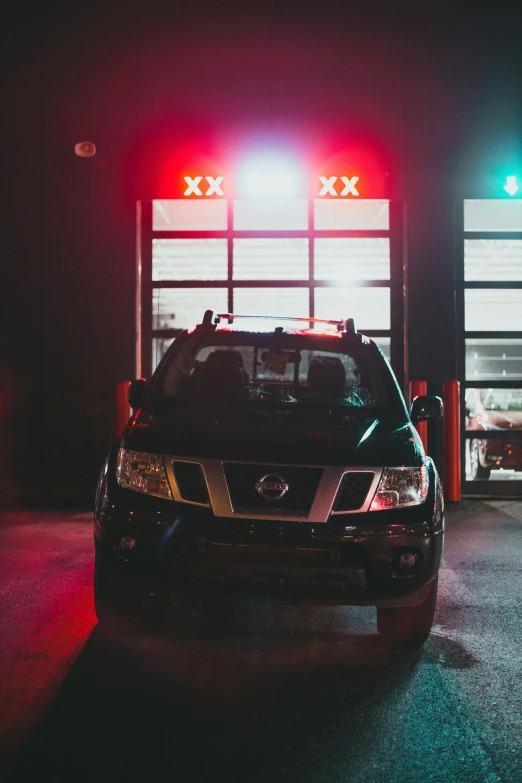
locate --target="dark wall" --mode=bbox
[3,1,522,501]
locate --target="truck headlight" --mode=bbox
[370,466,429,511]
[117,449,172,499]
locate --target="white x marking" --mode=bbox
[184,176,203,196]
[340,176,359,196]
[318,176,338,196]
[205,176,225,196]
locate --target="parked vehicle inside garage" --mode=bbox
[465,387,522,480]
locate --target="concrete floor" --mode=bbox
[1,501,521,783]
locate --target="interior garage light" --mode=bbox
[239,155,303,198]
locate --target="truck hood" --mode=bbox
[122,406,425,467]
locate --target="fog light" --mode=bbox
[399,552,418,569]
[119,536,136,551]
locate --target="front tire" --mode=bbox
[377,577,438,647]
[93,551,147,631]
[93,551,123,626]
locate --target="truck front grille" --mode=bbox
[198,540,340,565]
[332,472,375,512]
[195,539,368,567]
[172,461,210,505]
[223,463,323,514]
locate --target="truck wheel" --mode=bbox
[93,553,120,625]
[377,577,438,647]
[93,552,141,631]
[94,552,178,634]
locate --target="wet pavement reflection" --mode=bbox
[8,607,420,782]
[2,504,522,783]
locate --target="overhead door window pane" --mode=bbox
[465,290,522,331]
[465,387,522,431]
[465,388,522,482]
[233,238,309,280]
[464,239,522,281]
[464,200,522,232]
[233,287,309,328]
[152,200,227,231]
[152,239,227,280]
[152,337,175,371]
[314,200,389,230]
[314,238,390,280]
[465,434,522,481]
[466,339,522,380]
[375,337,391,361]
[233,199,308,230]
[152,288,228,330]
[315,287,390,330]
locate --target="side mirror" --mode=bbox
[127,378,148,410]
[410,395,443,424]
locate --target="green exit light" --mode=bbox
[503,175,519,196]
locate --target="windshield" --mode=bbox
[151,332,399,414]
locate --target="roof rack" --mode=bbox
[201,310,357,334]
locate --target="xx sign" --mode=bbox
[318,176,360,197]
[184,176,225,196]
[183,173,361,197]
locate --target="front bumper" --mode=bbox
[95,495,443,608]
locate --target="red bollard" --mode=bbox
[115,381,132,438]
[443,380,461,502]
[409,380,428,453]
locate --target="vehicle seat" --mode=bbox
[306,356,346,402]
[196,350,249,397]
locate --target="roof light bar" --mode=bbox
[212,312,356,333]
[215,312,344,326]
